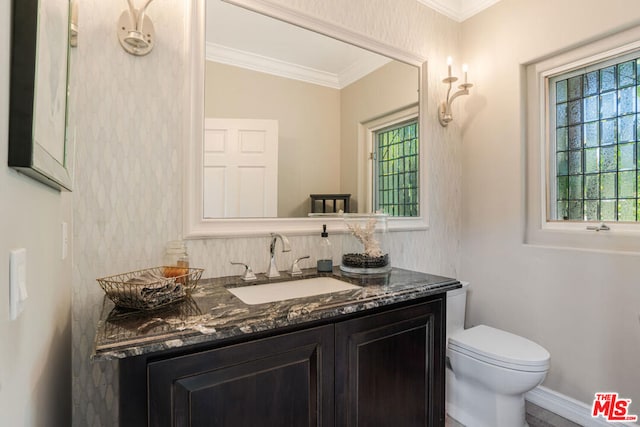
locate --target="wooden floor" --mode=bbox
[446,402,582,427]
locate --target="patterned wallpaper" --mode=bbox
[71,1,461,425]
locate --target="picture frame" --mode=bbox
[8,0,73,191]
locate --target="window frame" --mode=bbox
[358,105,420,215]
[525,25,640,253]
[547,50,640,224]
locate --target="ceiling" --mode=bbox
[417,0,501,22]
[205,0,500,88]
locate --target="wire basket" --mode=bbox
[97,267,204,311]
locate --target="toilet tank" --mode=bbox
[446,281,469,340]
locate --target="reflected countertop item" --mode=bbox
[92,267,460,361]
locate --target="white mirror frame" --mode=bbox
[183,0,429,238]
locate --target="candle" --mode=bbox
[462,64,468,84]
[447,56,452,77]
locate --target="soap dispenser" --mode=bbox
[317,224,333,272]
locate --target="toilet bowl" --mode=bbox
[446,283,550,427]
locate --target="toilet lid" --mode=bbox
[448,325,550,372]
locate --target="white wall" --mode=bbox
[71,1,461,425]
[460,0,640,405]
[0,1,72,425]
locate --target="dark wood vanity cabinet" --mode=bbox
[120,297,445,427]
[147,325,334,427]
[335,301,445,426]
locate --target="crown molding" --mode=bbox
[206,42,392,90]
[206,42,341,89]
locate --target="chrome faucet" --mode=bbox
[266,233,291,278]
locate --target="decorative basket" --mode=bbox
[97,267,204,311]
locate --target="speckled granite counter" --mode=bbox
[92,267,460,361]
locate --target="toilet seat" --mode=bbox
[449,325,550,372]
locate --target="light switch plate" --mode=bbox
[9,248,27,320]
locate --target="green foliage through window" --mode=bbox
[374,120,419,217]
[552,55,640,222]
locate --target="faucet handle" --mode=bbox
[290,255,310,276]
[230,262,258,281]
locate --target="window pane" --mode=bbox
[618,115,636,142]
[584,174,599,199]
[556,80,568,102]
[601,173,616,199]
[584,148,599,173]
[584,96,599,122]
[584,71,599,96]
[568,126,582,150]
[557,152,568,175]
[584,122,598,147]
[569,175,583,199]
[601,200,616,220]
[618,60,636,87]
[600,146,617,171]
[585,200,599,220]
[557,103,568,126]
[618,143,636,170]
[618,199,636,221]
[557,127,568,150]
[600,66,617,92]
[618,87,636,115]
[600,92,617,119]
[568,76,583,100]
[618,171,637,198]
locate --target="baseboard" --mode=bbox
[526,386,640,427]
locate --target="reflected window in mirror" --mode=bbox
[374,118,419,217]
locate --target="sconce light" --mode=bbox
[117,0,155,56]
[438,57,473,127]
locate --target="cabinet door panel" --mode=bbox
[149,325,334,427]
[335,300,445,427]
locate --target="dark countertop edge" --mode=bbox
[92,270,460,361]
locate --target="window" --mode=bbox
[549,53,640,222]
[525,28,640,252]
[373,119,419,217]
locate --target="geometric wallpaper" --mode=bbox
[71,1,461,425]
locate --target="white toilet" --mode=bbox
[446,283,550,427]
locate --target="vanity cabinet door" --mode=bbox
[148,325,334,427]
[334,300,446,427]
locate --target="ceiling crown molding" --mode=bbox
[206,42,390,90]
[417,0,501,22]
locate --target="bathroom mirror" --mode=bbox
[8,0,74,191]
[184,0,428,236]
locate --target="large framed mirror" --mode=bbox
[8,0,74,191]
[184,0,428,237]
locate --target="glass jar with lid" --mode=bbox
[164,240,189,268]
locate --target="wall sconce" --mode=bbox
[117,0,155,56]
[438,57,473,127]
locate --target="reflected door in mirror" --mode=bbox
[203,118,278,218]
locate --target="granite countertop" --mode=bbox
[92,267,460,361]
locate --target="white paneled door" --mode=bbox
[203,118,278,218]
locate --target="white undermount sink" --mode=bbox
[227,276,360,305]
